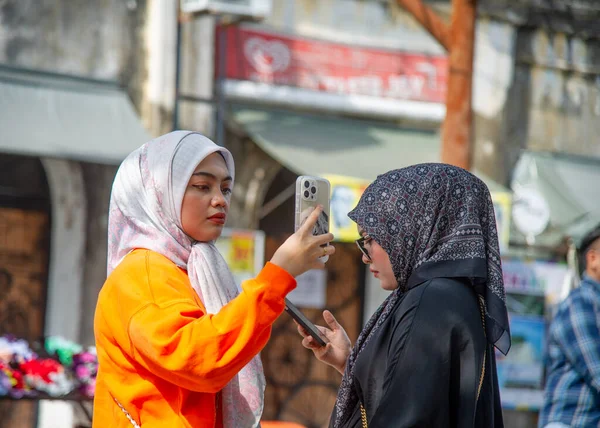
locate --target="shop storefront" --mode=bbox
[216,23,511,426]
[0,65,150,427]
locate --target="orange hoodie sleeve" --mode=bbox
[124,256,296,393]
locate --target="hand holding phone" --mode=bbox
[285,298,327,347]
[281,175,333,348]
[270,205,334,277]
[295,308,353,375]
[295,176,331,263]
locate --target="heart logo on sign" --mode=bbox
[244,37,291,73]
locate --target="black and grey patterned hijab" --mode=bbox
[332,163,510,427]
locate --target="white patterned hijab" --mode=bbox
[107,131,265,427]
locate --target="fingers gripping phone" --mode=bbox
[285,298,328,347]
[294,175,331,263]
[287,175,331,347]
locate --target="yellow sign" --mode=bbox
[228,232,255,273]
[491,192,512,253]
[325,174,370,243]
[215,228,264,285]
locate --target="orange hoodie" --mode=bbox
[93,249,296,427]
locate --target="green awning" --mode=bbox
[0,66,151,164]
[231,104,512,196]
[230,105,441,182]
[511,151,600,247]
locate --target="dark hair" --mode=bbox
[579,224,600,271]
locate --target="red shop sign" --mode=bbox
[217,26,448,104]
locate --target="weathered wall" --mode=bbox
[471,18,518,183]
[143,0,178,136]
[178,13,217,137]
[472,15,600,186]
[266,0,447,53]
[515,30,600,157]
[0,0,148,107]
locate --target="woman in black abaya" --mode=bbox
[298,163,510,427]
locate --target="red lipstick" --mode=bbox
[208,213,226,224]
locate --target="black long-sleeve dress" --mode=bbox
[330,277,504,427]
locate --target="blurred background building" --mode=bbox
[0,0,599,427]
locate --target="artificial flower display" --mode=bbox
[0,335,97,399]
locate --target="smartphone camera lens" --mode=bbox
[304,190,310,198]
[304,181,310,188]
[311,186,317,194]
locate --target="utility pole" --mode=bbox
[396,0,477,171]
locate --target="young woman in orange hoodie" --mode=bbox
[93,131,334,428]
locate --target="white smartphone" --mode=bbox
[294,175,331,263]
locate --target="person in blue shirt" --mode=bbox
[539,224,600,428]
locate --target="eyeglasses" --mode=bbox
[355,234,372,262]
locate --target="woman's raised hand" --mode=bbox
[297,310,351,375]
[270,206,335,278]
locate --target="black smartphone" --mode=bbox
[284,298,328,347]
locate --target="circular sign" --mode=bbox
[512,188,551,237]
